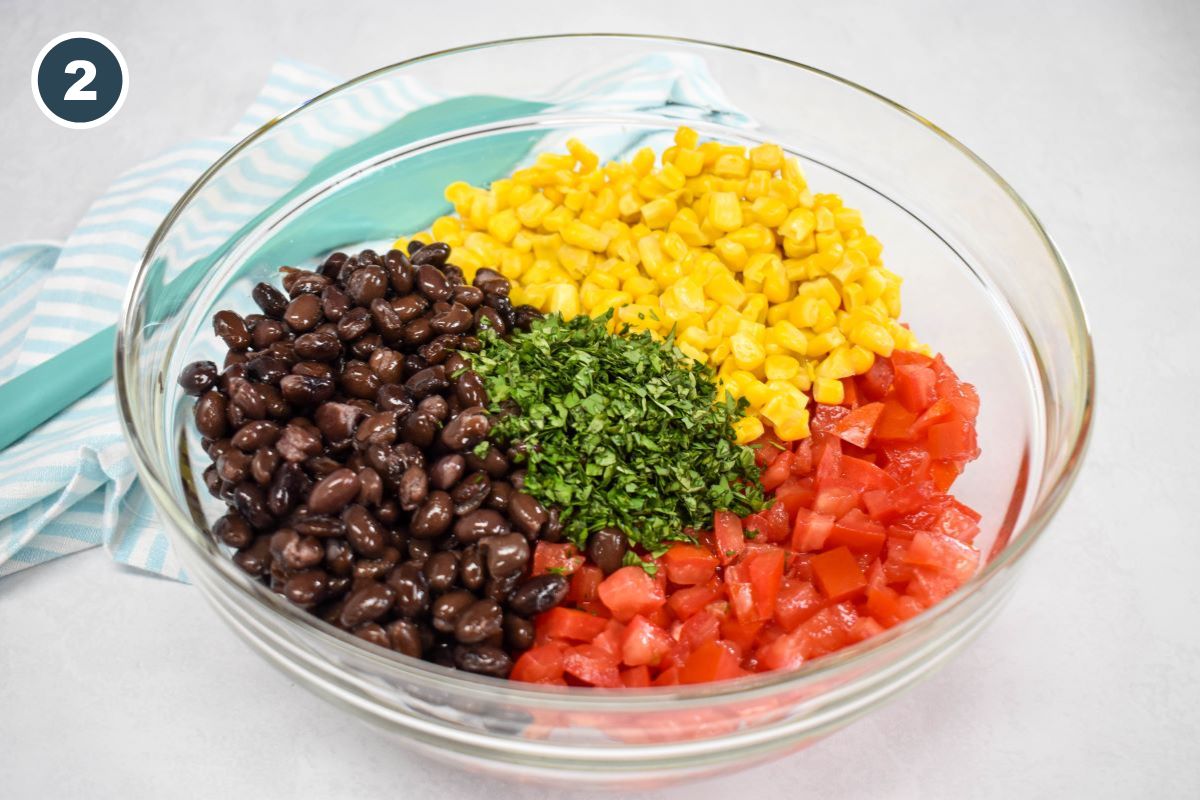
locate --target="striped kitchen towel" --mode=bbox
[0,55,746,581]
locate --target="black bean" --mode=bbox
[293,514,344,538]
[455,598,503,644]
[357,467,383,506]
[454,510,510,544]
[385,250,414,294]
[250,447,278,486]
[506,574,570,617]
[397,465,428,511]
[340,582,395,628]
[430,302,473,334]
[245,355,289,385]
[321,251,348,278]
[453,370,488,407]
[423,551,459,593]
[213,512,254,549]
[346,265,388,305]
[387,618,424,657]
[252,282,289,317]
[411,242,451,267]
[375,384,414,414]
[450,472,491,515]
[337,306,372,340]
[401,317,434,346]
[355,411,398,448]
[441,407,490,452]
[431,589,474,633]
[251,318,287,349]
[507,491,548,539]
[400,412,439,449]
[233,536,272,576]
[283,570,329,608]
[466,445,509,478]
[314,402,361,442]
[542,507,565,543]
[179,361,218,396]
[288,271,329,296]
[481,533,529,578]
[368,347,403,383]
[390,294,428,323]
[339,362,380,400]
[213,310,251,350]
[279,373,335,406]
[460,546,486,592]
[429,454,465,490]
[409,491,453,538]
[586,527,628,575]
[404,365,449,399]
[485,481,513,514]
[503,613,535,651]
[216,449,249,483]
[512,304,541,332]
[194,391,228,438]
[308,468,361,515]
[454,644,512,678]
[353,623,390,647]
[294,330,342,360]
[232,482,273,529]
[342,503,388,557]
[283,293,322,333]
[231,420,279,451]
[267,462,308,516]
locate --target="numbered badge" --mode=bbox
[31,32,128,129]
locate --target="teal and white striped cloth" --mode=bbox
[0,55,744,581]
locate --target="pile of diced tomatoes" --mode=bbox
[511,350,983,688]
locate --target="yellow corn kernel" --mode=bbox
[632,147,655,176]
[730,331,766,370]
[848,345,876,374]
[743,379,771,409]
[485,209,521,244]
[813,377,845,405]
[807,329,846,358]
[779,208,815,241]
[771,320,808,354]
[677,342,708,364]
[662,231,689,262]
[849,321,895,357]
[708,305,743,337]
[761,255,791,304]
[750,196,788,228]
[708,192,743,232]
[764,354,801,381]
[623,274,657,298]
[733,415,765,445]
[673,147,706,177]
[761,392,806,430]
[713,153,750,179]
[742,294,769,324]
[749,143,784,171]
[680,326,717,351]
[545,284,580,318]
[639,196,676,229]
[711,337,731,365]
[774,410,811,442]
[815,205,836,233]
[713,238,749,271]
[705,270,747,308]
[674,126,700,149]
[561,220,610,253]
[816,346,857,379]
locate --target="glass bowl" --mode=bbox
[115,34,1093,786]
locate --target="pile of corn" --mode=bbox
[394,128,924,443]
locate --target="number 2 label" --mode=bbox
[63,59,97,101]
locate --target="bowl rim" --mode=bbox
[115,32,1095,706]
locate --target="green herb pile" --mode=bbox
[464,311,765,551]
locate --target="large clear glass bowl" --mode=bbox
[115,35,1093,786]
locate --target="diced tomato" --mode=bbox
[840,377,860,408]
[792,507,834,552]
[678,610,722,651]
[848,616,886,643]
[747,547,786,620]
[592,619,626,660]
[873,399,920,443]
[930,460,961,491]
[667,580,722,620]
[621,615,675,667]
[860,356,895,400]
[891,349,934,368]
[796,602,859,658]
[563,644,621,688]
[826,509,887,556]
[811,547,867,601]
[813,435,843,486]
[663,544,720,585]
[774,578,824,631]
[810,404,851,435]
[907,567,960,607]
[620,665,652,687]
[652,666,681,686]
[713,510,745,565]
[537,607,609,641]
[724,561,757,623]
[927,419,979,461]
[882,445,932,483]
[905,531,980,583]
[680,640,742,684]
[720,615,765,651]
[894,364,937,412]
[839,455,897,492]
[510,643,565,683]
[760,451,795,492]
[913,398,956,433]
[774,476,815,519]
[752,431,786,468]
[814,485,859,517]
[532,542,584,576]
[832,402,884,448]
[935,499,982,543]
[757,500,792,543]
[568,564,604,604]
[790,438,814,475]
[598,566,667,623]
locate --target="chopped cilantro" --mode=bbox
[465,311,765,550]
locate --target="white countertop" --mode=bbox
[2,0,1198,797]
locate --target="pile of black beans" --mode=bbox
[178,242,569,678]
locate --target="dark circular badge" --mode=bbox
[32,32,128,129]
